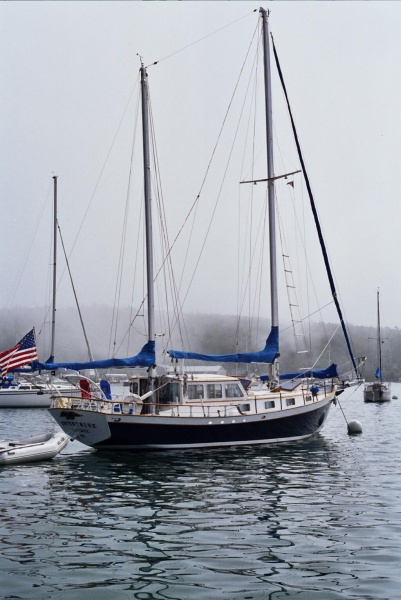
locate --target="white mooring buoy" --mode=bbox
[347,420,363,435]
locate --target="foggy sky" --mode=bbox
[1,0,401,342]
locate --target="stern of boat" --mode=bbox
[49,401,112,447]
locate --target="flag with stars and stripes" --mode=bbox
[0,329,38,378]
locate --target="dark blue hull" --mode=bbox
[93,401,332,450]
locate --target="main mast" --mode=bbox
[260,7,279,377]
[50,175,57,363]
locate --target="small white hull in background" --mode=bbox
[0,380,80,408]
[364,291,391,404]
[0,431,70,465]
[0,387,51,408]
[363,382,391,403]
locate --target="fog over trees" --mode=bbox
[1,305,400,382]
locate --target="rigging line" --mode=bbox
[113,135,160,357]
[146,10,257,68]
[337,361,361,381]
[108,141,133,357]
[272,38,358,377]
[279,300,335,335]
[150,125,175,344]
[38,199,57,349]
[247,187,268,355]
[254,199,267,343]
[276,177,324,361]
[234,37,268,352]
[252,37,268,348]
[1,179,53,334]
[235,40,261,348]
[277,202,306,366]
[146,96,190,354]
[238,194,267,338]
[158,22,260,352]
[109,86,141,358]
[115,23,259,355]
[37,191,56,347]
[113,222,147,357]
[172,108,249,350]
[271,123,313,356]
[276,160,331,348]
[247,37,260,349]
[126,195,144,356]
[308,322,341,371]
[111,185,146,357]
[148,99,187,349]
[114,297,148,355]
[65,75,140,264]
[57,223,94,362]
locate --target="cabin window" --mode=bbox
[188,384,204,400]
[129,378,149,396]
[239,403,251,412]
[264,400,275,409]
[285,397,296,407]
[130,381,139,395]
[163,382,181,404]
[225,383,244,398]
[207,383,222,399]
[305,395,312,402]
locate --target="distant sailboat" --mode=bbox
[364,290,391,402]
[0,177,76,408]
[33,8,358,450]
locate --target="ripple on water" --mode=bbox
[1,392,401,599]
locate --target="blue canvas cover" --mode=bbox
[100,380,112,399]
[168,326,278,364]
[30,341,156,372]
[260,362,338,382]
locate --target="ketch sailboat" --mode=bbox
[363,290,391,402]
[32,9,357,449]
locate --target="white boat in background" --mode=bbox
[0,375,79,408]
[364,290,391,403]
[0,430,70,465]
[38,9,361,451]
[0,375,55,408]
[364,381,391,403]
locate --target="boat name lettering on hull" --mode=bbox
[60,420,97,430]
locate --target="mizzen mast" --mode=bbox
[140,64,155,353]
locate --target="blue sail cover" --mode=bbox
[260,362,338,382]
[375,368,381,379]
[30,341,156,372]
[168,326,278,364]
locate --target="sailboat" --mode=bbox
[32,9,357,449]
[0,177,77,408]
[363,290,391,403]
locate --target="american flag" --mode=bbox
[0,328,38,378]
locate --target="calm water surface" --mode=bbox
[1,384,401,599]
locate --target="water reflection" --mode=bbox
[1,395,401,599]
[38,439,348,598]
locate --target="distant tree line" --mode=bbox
[1,306,400,382]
